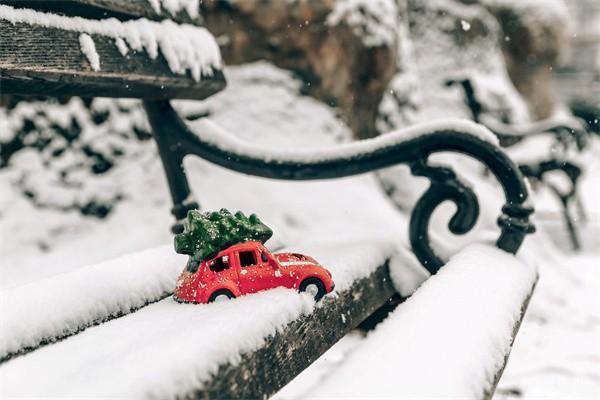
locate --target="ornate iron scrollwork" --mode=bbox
[408,161,480,273]
[144,100,535,273]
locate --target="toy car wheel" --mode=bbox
[299,278,326,301]
[209,290,234,303]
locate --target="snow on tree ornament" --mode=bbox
[174,209,273,264]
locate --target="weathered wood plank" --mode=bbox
[192,261,397,400]
[192,263,537,400]
[0,19,225,99]
[286,248,539,400]
[0,254,398,397]
[0,0,202,24]
[0,248,535,399]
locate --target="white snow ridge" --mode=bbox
[0,4,221,81]
[79,33,100,71]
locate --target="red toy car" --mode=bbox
[174,241,335,303]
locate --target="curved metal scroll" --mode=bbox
[144,100,535,274]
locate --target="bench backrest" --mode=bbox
[1,0,203,23]
[0,1,226,99]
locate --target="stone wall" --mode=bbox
[201,0,401,139]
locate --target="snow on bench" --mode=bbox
[0,246,186,362]
[0,238,424,398]
[0,4,225,99]
[0,0,204,24]
[302,244,538,400]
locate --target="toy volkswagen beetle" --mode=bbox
[174,240,335,303]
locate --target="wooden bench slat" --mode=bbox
[0,243,537,400]
[0,0,202,24]
[297,245,538,400]
[0,246,399,399]
[0,18,225,99]
[201,262,396,399]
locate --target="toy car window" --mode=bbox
[210,255,229,272]
[261,251,268,263]
[239,251,257,267]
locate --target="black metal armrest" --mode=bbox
[446,78,590,149]
[143,100,535,274]
[445,78,591,251]
[479,114,589,149]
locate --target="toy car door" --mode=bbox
[236,248,278,294]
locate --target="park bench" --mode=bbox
[0,2,537,398]
[447,78,594,249]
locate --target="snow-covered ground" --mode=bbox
[1,62,599,398]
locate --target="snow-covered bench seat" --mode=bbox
[0,238,410,398]
[1,0,203,24]
[0,3,225,99]
[0,242,536,399]
[289,245,538,400]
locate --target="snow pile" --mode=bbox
[388,248,429,296]
[0,290,312,399]
[308,239,409,292]
[0,236,417,364]
[327,0,400,47]
[0,4,221,80]
[114,36,128,55]
[146,0,199,19]
[0,246,186,360]
[0,240,418,399]
[78,33,100,71]
[301,244,537,399]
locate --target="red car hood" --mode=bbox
[274,252,319,266]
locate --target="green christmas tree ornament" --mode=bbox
[174,209,273,263]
